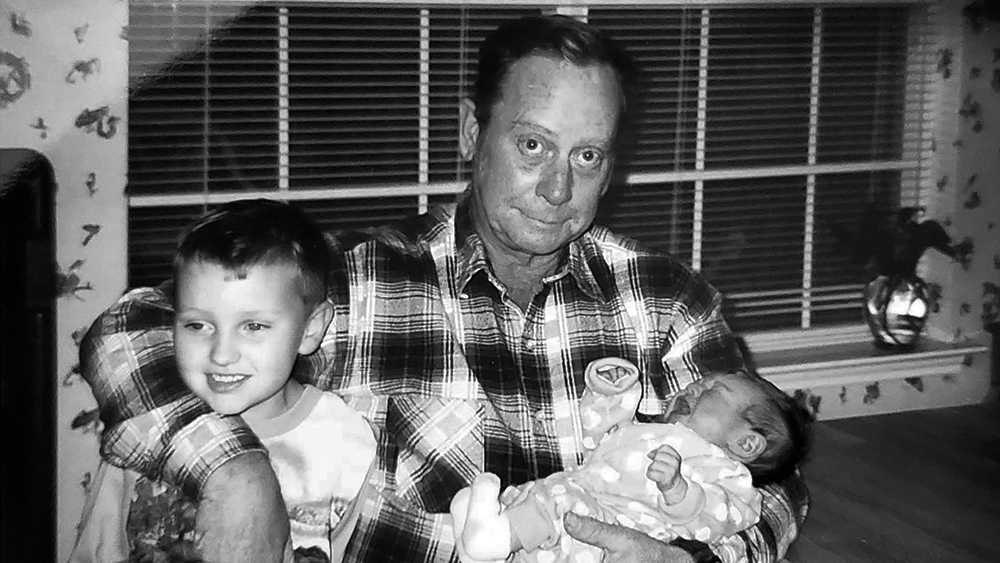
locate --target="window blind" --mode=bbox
[127,1,937,334]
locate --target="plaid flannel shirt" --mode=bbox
[81,201,808,563]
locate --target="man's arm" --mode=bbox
[565,445,809,563]
[196,452,290,563]
[566,461,808,563]
[81,286,288,561]
[648,285,808,563]
[564,513,695,563]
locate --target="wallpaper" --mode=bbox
[923,0,1000,341]
[0,0,127,559]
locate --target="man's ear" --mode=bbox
[729,431,766,463]
[298,300,334,355]
[599,176,612,198]
[458,98,480,162]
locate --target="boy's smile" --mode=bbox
[205,371,252,393]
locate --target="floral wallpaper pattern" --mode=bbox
[0,0,996,560]
[0,0,127,559]
[923,0,1000,341]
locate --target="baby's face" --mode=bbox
[173,260,313,421]
[664,373,766,458]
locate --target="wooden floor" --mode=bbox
[784,401,1000,563]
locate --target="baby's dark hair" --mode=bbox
[173,198,331,308]
[738,371,813,485]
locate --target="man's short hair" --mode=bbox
[473,15,634,135]
[173,198,331,307]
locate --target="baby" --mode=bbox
[70,199,376,563]
[451,358,811,563]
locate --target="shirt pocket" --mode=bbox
[385,394,485,513]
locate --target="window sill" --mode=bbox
[746,325,992,420]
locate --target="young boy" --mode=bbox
[69,199,376,563]
[450,359,811,563]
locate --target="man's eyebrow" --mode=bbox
[510,120,556,138]
[511,120,612,150]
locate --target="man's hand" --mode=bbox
[647,445,688,505]
[195,451,290,563]
[564,512,695,563]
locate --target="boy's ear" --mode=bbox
[298,300,334,355]
[458,98,479,162]
[729,431,766,463]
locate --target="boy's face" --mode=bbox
[174,260,325,421]
[664,373,767,462]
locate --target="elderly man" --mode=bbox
[83,14,806,563]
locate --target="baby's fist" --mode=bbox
[646,445,687,504]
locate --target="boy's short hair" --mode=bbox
[738,372,813,485]
[173,198,331,307]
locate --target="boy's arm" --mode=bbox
[67,461,135,563]
[81,286,289,562]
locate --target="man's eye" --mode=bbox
[574,148,604,169]
[518,137,546,156]
[245,322,268,332]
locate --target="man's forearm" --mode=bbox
[700,472,810,563]
[196,451,289,563]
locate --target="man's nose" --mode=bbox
[210,331,240,366]
[536,158,573,206]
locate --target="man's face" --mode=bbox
[464,54,621,260]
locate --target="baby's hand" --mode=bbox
[646,445,688,505]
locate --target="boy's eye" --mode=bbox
[183,321,208,332]
[245,322,268,332]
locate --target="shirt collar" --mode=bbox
[451,196,612,303]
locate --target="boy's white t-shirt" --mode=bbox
[249,384,377,558]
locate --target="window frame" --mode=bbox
[126,0,941,344]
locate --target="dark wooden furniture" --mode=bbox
[1,148,57,562]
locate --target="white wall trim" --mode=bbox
[761,340,988,390]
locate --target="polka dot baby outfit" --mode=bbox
[501,358,762,563]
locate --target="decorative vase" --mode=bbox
[863,275,930,348]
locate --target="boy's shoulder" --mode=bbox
[277,385,377,455]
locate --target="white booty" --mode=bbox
[449,473,512,563]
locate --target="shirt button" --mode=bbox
[532,411,548,434]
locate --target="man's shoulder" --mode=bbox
[587,225,680,263]
[336,205,453,260]
[584,225,711,296]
